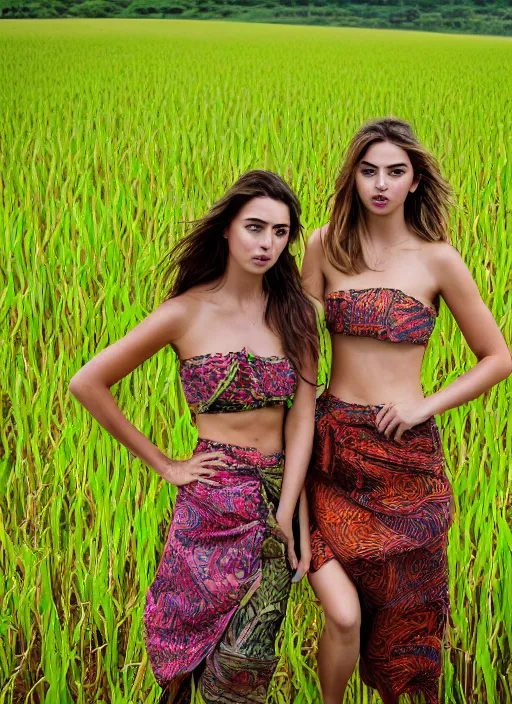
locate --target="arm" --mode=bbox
[377,244,512,441]
[276,226,325,523]
[422,245,512,413]
[276,315,318,576]
[274,228,325,578]
[291,487,312,583]
[69,298,226,483]
[277,364,317,524]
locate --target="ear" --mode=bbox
[223,229,228,239]
[409,174,421,194]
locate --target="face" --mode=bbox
[224,197,291,274]
[355,141,419,216]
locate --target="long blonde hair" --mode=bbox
[325,117,454,274]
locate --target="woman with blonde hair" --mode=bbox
[302,117,511,704]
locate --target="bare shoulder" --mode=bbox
[423,240,462,266]
[180,280,224,306]
[305,224,329,270]
[307,223,329,250]
[421,240,466,282]
[156,291,204,339]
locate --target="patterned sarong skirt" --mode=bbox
[144,438,292,704]
[307,391,454,704]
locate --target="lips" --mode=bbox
[253,255,270,262]
[372,195,389,208]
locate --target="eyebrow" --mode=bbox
[360,160,409,169]
[244,217,290,228]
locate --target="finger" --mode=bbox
[375,404,388,424]
[200,459,228,468]
[377,407,396,433]
[376,406,395,431]
[194,468,217,477]
[384,417,401,439]
[197,452,227,461]
[394,423,408,443]
[292,562,310,584]
[200,454,227,461]
[196,477,222,486]
[375,402,393,425]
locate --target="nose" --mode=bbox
[376,170,388,191]
[260,229,273,250]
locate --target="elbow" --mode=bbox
[501,352,512,381]
[490,351,512,384]
[69,371,99,400]
[68,373,85,399]
[478,349,512,384]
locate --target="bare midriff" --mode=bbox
[195,404,286,456]
[328,335,427,406]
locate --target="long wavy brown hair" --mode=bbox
[325,117,454,274]
[160,170,318,374]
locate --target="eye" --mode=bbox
[247,224,261,231]
[276,228,289,237]
[391,169,405,176]
[361,168,375,176]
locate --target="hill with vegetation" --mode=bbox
[1,0,512,36]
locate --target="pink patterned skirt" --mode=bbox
[143,438,292,704]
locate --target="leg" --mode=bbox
[308,560,361,704]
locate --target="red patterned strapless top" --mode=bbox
[325,287,437,346]
[179,347,297,422]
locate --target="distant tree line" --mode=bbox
[2,0,512,36]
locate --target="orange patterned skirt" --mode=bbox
[307,391,453,704]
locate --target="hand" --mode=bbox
[375,398,431,443]
[275,513,299,573]
[292,521,312,584]
[160,451,227,487]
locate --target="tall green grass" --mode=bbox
[0,18,510,704]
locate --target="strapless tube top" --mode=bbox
[179,346,297,422]
[325,287,437,346]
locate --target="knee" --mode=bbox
[324,605,361,637]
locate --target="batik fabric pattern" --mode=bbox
[324,288,437,345]
[144,438,292,704]
[308,391,453,704]
[179,347,296,423]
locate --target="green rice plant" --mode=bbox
[0,18,510,704]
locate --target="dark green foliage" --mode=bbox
[1,0,511,36]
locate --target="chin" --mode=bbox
[246,262,273,274]
[367,202,397,215]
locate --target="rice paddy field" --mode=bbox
[1,17,511,704]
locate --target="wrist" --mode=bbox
[421,394,441,419]
[276,505,293,525]
[154,454,174,479]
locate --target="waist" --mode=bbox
[194,437,284,467]
[316,390,439,443]
[195,405,285,456]
[329,335,426,406]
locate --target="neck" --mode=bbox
[364,206,412,248]
[218,259,265,306]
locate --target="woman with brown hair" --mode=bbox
[69,170,318,703]
[302,117,511,704]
